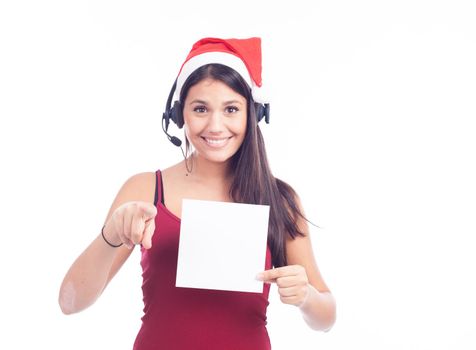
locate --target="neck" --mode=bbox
[183,152,233,186]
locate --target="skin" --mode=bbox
[59,78,336,332]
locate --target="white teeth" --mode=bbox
[205,138,228,145]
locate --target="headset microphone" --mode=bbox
[169,135,182,147]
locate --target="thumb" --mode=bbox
[141,218,156,249]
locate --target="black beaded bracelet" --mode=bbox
[101,225,123,248]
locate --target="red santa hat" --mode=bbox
[172,37,268,104]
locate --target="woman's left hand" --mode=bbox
[256,265,310,307]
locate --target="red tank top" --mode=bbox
[133,169,273,350]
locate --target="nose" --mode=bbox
[207,110,224,133]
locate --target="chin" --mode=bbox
[196,150,237,164]
[203,154,234,163]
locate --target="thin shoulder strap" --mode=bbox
[160,170,164,205]
[154,169,165,207]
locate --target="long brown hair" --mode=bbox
[180,64,308,267]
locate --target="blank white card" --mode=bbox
[176,199,270,293]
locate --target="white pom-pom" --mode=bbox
[251,85,270,104]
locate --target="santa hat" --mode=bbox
[172,37,268,104]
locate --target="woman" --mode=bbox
[59,37,336,349]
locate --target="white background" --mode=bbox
[1,0,475,349]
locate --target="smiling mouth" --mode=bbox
[201,137,232,147]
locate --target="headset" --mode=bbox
[162,80,270,147]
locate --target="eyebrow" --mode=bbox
[189,99,244,105]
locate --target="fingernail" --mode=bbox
[255,273,264,281]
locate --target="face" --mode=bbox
[183,78,248,164]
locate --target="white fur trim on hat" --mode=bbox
[173,52,268,104]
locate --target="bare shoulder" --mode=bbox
[102,171,157,241]
[115,171,156,203]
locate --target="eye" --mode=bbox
[193,105,207,113]
[225,106,239,113]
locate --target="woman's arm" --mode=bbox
[298,283,336,331]
[58,228,134,314]
[257,193,336,331]
[58,172,154,314]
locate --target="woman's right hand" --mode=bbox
[103,201,158,249]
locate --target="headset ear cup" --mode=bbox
[254,103,264,123]
[162,110,171,131]
[171,101,184,129]
[264,103,270,124]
